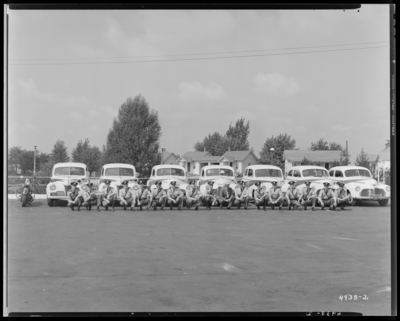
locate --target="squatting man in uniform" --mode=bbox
[167,181,185,210]
[119,180,135,211]
[219,183,235,210]
[254,182,268,211]
[286,181,302,210]
[96,179,117,212]
[203,181,217,210]
[335,182,351,210]
[267,179,283,210]
[185,180,203,210]
[67,181,82,211]
[299,181,317,211]
[150,181,167,211]
[318,181,335,211]
[134,180,151,210]
[80,182,97,210]
[234,181,250,210]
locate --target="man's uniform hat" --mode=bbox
[155,181,162,186]
[70,181,78,186]
[304,181,312,185]
[288,181,296,185]
[104,180,111,184]
[254,182,261,186]
[121,180,129,186]
[323,181,330,186]
[337,182,345,186]
[170,181,177,186]
[207,181,214,185]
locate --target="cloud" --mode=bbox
[178,81,226,102]
[17,78,57,103]
[70,112,82,121]
[104,105,118,115]
[332,124,353,132]
[87,109,99,117]
[253,72,301,96]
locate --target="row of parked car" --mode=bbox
[46,162,390,207]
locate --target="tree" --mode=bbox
[300,156,313,166]
[194,132,227,156]
[354,148,370,168]
[71,138,90,162]
[225,117,250,151]
[311,138,329,150]
[8,146,24,173]
[51,139,70,163]
[71,138,101,175]
[194,117,251,155]
[36,159,56,177]
[37,152,51,171]
[102,95,162,177]
[259,133,296,171]
[329,142,343,151]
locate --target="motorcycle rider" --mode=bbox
[119,180,134,211]
[185,180,203,210]
[133,180,151,211]
[318,181,335,211]
[167,181,185,211]
[286,181,302,210]
[81,182,97,210]
[149,181,167,211]
[299,181,317,211]
[267,179,284,210]
[234,181,250,210]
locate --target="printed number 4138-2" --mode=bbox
[339,294,368,301]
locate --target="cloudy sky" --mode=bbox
[7,6,391,163]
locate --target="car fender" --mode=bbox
[46,181,68,195]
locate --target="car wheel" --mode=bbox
[378,199,389,206]
[47,198,54,207]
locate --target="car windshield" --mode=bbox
[345,169,371,177]
[302,168,329,177]
[54,167,85,176]
[255,169,282,178]
[105,167,135,176]
[206,168,234,177]
[157,168,185,176]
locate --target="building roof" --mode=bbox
[366,154,378,162]
[377,147,390,161]
[223,150,258,161]
[161,152,178,162]
[182,151,211,159]
[283,150,341,162]
[195,156,224,162]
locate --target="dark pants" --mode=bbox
[186,197,202,208]
[336,199,348,209]
[267,198,283,209]
[319,198,334,208]
[82,196,97,209]
[234,196,250,209]
[167,197,184,209]
[97,195,116,210]
[219,197,235,209]
[135,198,149,209]
[300,197,316,209]
[287,198,301,210]
[255,197,267,209]
[203,196,218,209]
[68,196,82,210]
[151,197,167,209]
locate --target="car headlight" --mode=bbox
[386,186,390,191]
[355,186,360,192]
[50,184,56,191]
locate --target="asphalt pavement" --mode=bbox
[5,199,391,315]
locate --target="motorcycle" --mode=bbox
[16,178,35,207]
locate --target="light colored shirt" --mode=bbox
[269,186,283,199]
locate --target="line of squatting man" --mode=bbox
[66,178,352,212]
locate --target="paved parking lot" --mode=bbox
[6,199,391,315]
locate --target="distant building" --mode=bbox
[176,150,258,175]
[283,150,342,173]
[161,152,179,165]
[374,146,390,182]
[222,151,259,174]
[176,151,229,175]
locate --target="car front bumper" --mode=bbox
[354,196,390,201]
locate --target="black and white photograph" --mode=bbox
[4,4,395,316]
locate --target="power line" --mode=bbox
[9,45,389,66]
[9,41,389,62]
